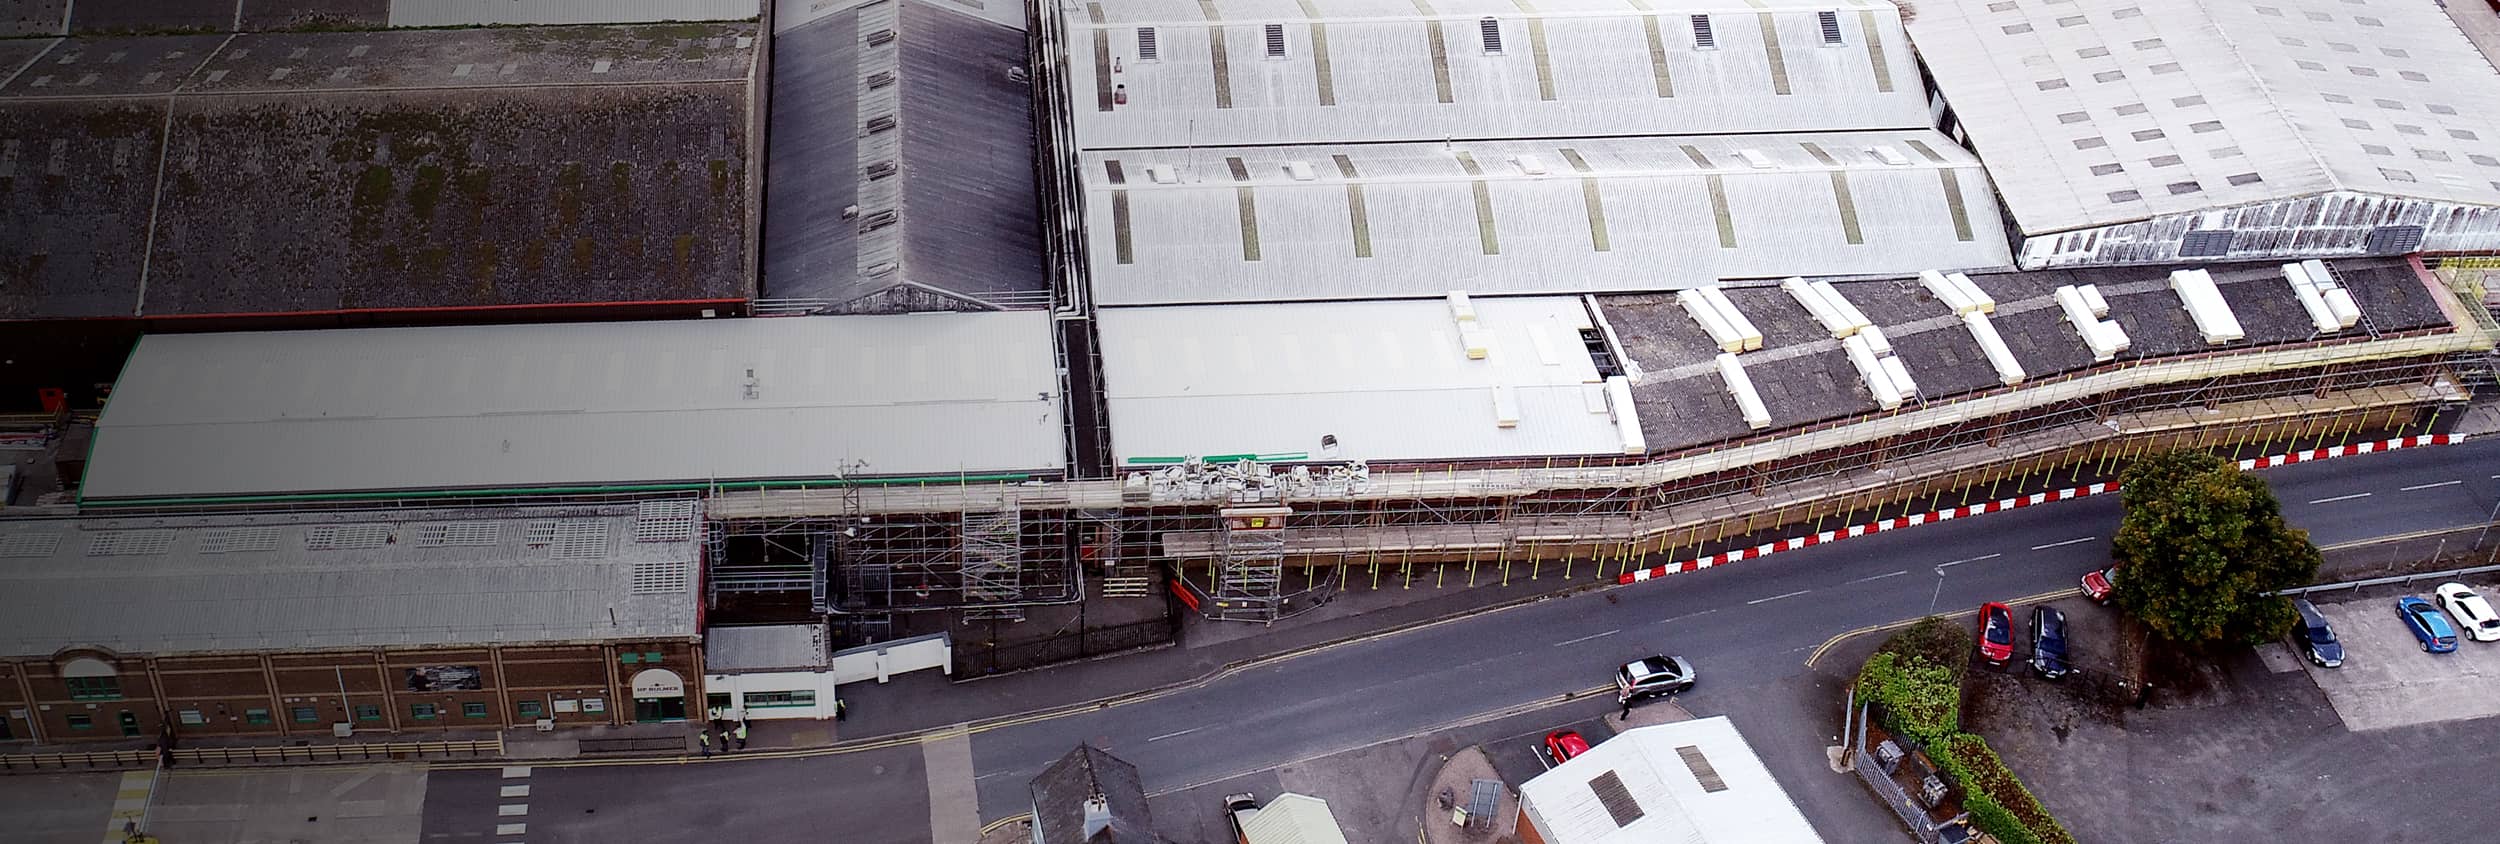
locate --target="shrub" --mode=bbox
[1935,734,2076,844]
[1856,651,1960,745]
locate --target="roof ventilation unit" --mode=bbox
[1146,164,1180,184]
[2055,284,2131,361]
[2167,269,2244,345]
[1869,146,1910,166]
[1492,385,1520,428]
[1735,148,1775,169]
[1514,154,1547,175]
[1715,353,1774,430]
[1480,17,1504,54]
[1448,290,1477,323]
[1285,160,1317,180]
[1963,312,2025,386]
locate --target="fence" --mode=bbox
[1849,706,1971,844]
[0,738,502,772]
[2271,561,2500,597]
[951,614,1179,678]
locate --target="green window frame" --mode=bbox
[517,700,545,719]
[354,704,382,722]
[291,706,320,724]
[65,677,120,701]
[744,690,817,708]
[641,651,664,663]
[245,708,272,725]
[411,703,439,720]
[462,702,489,718]
[618,652,641,664]
[66,714,93,730]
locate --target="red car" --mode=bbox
[2081,566,2118,603]
[1543,730,1592,763]
[1977,602,2014,665]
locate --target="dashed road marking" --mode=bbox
[1144,727,1202,743]
[495,822,528,836]
[500,784,530,798]
[501,766,531,779]
[1552,629,1620,647]
[1847,570,1909,584]
[2031,536,2097,550]
[497,803,528,817]
[1747,589,1809,605]
[1936,553,2002,569]
[2309,492,2374,504]
[2400,480,2462,492]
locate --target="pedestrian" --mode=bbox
[835,698,848,722]
[734,721,749,750]
[1618,697,1634,722]
[698,727,713,757]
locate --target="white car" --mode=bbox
[2435,583,2500,643]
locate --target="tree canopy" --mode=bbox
[2110,450,2320,646]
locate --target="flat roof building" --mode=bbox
[1516,716,1823,844]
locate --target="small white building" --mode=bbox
[701,626,952,721]
[1515,716,1824,844]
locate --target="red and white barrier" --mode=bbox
[1616,434,2462,585]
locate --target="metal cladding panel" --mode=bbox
[1909,0,2500,238]
[896,2,1050,302]
[1081,131,2011,304]
[1097,296,1631,464]
[389,0,762,26]
[1066,0,1929,148]
[761,9,866,301]
[85,312,1066,500]
[2017,192,2500,268]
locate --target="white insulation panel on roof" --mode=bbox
[390,0,762,26]
[1066,0,1929,148]
[86,313,1066,500]
[1098,297,1632,464]
[1907,0,2500,238]
[1082,131,2009,305]
[1519,716,1823,844]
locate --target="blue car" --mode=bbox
[2399,596,2459,654]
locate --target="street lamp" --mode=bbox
[1927,566,1948,617]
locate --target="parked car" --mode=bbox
[1543,730,1592,764]
[1615,655,1696,703]
[2291,599,2343,668]
[2029,606,2069,680]
[1224,793,1260,843]
[2081,566,2118,603]
[2434,583,2500,643]
[2397,596,2459,654]
[1977,602,2014,665]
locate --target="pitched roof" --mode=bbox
[1029,745,1157,844]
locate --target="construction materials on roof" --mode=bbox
[1605,376,1647,454]
[1679,288,1763,353]
[2295,260,2362,330]
[2055,284,2132,362]
[1842,334,1904,410]
[2280,264,2339,334]
[2168,268,2245,345]
[1449,291,1478,323]
[1715,353,1774,430]
[1963,312,2025,386]
[1493,385,1521,428]
[1919,269,1995,316]
[1782,277,1871,339]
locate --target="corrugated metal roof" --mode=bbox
[388,0,762,27]
[1518,716,1821,844]
[761,0,1048,309]
[1081,131,2010,304]
[0,506,696,657]
[705,624,830,671]
[1098,296,1635,464]
[1063,0,1927,149]
[1240,793,1351,844]
[84,313,1066,500]
[1908,0,2500,237]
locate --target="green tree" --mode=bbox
[2110,450,2320,646]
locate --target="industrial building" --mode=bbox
[1515,717,1823,844]
[1907,0,2500,267]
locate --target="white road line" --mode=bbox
[1552,629,1621,647]
[1847,570,1910,584]
[1748,590,1810,605]
[2308,492,2374,505]
[497,803,528,817]
[1936,553,2003,569]
[499,784,530,798]
[495,823,527,836]
[501,766,531,778]
[1145,727,1202,743]
[2030,536,2097,551]
[973,770,1018,781]
[1654,608,1719,625]
[2400,480,2463,492]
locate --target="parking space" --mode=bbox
[2301,586,2500,731]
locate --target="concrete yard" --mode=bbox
[2301,586,2500,732]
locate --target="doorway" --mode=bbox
[630,669,688,723]
[117,711,140,738]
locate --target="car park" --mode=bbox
[2434,583,2500,643]
[2292,599,2344,668]
[1615,655,1696,703]
[2398,596,2459,654]
[2030,606,2069,680]
[1542,730,1591,764]
[2081,566,2118,603]
[1977,602,2014,665]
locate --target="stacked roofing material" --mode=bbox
[1782,276,1873,340]
[1680,288,1763,353]
[1918,269,1995,315]
[1786,275,1911,409]
[2168,269,2246,345]
[1715,353,1774,430]
[2282,261,2360,333]
[2054,284,2131,362]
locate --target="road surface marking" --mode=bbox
[497,803,528,816]
[1655,608,1718,625]
[2400,480,2462,491]
[495,824,527,836]
[1144,727,1202,743]
[1552,629,1620,647]
[2030,536,2097,550]
[922,726,981,844]
[1936,553,2002,569]
[501,766,531,778]
[2308,492,2374,504]
[499,784,530,798]
[1748,590,1809,605]
[1847,570,1909,584]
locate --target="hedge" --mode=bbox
[1856,619,2077,844]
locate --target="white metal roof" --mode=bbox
[1518,716,1824,844]
[0,505,698,658]
[1240,793,1351,844]
[1097,296,1634,464]
[85,313,1066,501]
[1062,0,1928,149]
[704,624,832,672]
[389,0,764,26]
[1907,0,2500,237]
[1082,131,2010,305]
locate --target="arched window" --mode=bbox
[62,657,120,701]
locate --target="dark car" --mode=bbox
[2081,566,2118,603]
[1543,730,1591,764]
[2029,606,2069,680]
[2293,599,2343,668]
[1615,655,1696,703]
[1977,602,2014,665]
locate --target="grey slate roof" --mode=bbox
[1030,744,1159,844]
[759,0,1048,311]
[0,503,699,658]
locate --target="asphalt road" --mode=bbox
[418,437,2500,843]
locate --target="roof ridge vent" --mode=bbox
[1146,164,1180,184]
